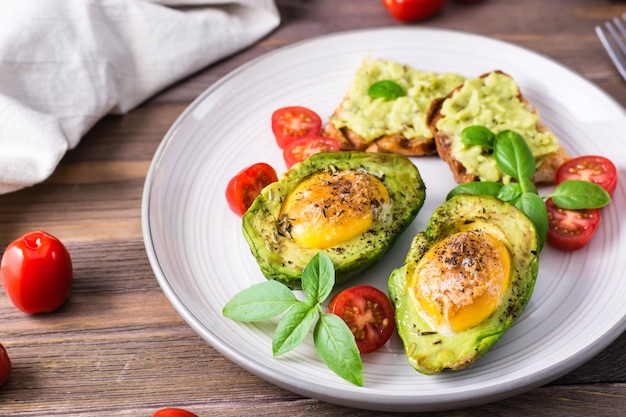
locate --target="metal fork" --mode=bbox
[596,14,626,83]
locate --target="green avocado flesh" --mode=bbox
[388,194,539,374]
[242,151,426,289]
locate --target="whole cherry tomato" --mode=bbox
[383,0,447,23]
[546,198,601,251]
[225,162,278,216]
[327,285,396,354]
[271,106,323,149]
[283,136,340,168]
[1,231,73,314]
[555,155,617,196]
[0,343,10,387]
[152,408,198,417]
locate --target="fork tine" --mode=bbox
[596,15,626,83]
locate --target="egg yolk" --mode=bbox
[279,170,391,249]
[410,229,511,334]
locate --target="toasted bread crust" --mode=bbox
[322,110,438,156]
[427,96,473,183]
[531,145,570,184]
[322,121,437,156]
[427,71,569,184]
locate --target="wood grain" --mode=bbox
[0,1,624,415]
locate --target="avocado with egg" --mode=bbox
[242,151,426,289]
[388,194,539,374]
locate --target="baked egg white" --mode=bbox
[408,224,512,334]
[280,170,391,249]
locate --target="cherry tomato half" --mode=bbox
[1,231,73,314]
[0,343,10,387]
[271,106,323,149]
[225,163,278,217]
[546,198,601,251]
[327,285,396,354]
[556,155,618,196]
[283,136,340,168]
[152,408,198,417]
[382,0,447,23]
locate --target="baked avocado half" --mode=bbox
[242,151,426,289]
[388,194,539,374]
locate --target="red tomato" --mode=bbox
[546,199,601,251]
[283,136,340,168]
[1,231,73,314]
[327,285,396,354]
[0,343,10,387]
[556,155,617,196]
[152,408,198,417]
[271,106,322,149]
[225,163,278,216]
[382,0,447,22]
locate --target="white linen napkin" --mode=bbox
[0,0,280,194]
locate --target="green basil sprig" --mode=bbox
[549,179,611,209]
[460,125,496,149]
[222,252,363,386]
[367,80,405,100]
[494,130,536,181]
[449,128,611,250]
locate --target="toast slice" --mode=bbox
[322,58,465,156]
[427,70,569,184]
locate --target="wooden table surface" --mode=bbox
[1,0,624,416]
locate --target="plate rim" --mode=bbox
[141,26,626,412]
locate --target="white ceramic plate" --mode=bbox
[142,28,626,412]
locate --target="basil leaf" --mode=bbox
[461,125,496,148]
[512,192,548,249]
[272,301,319,357]
[494,130,536,181]
[498,183,522,202]
[519,177,537,194]
[447,181,503,199]
[222,280,298,322]
[549,180,611,209]
[223,253,366,385]
[314,313,363,386]
[367,80,405,100]
[301,252,335,306]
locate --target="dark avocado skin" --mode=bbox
[388,194,539,374]
[242,151,426,289]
